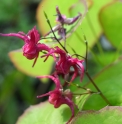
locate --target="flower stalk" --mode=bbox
[43,11,68,53]
[84,35,111,105]
[85,71,111,105]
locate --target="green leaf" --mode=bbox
[0,0,21,21]
[8,50,54,82]
[18,76,36,104]
[96,51,119,66]
[16,101,72,124]
[99,1,122,48]
[75,93,91,111]
[71,106,122,124]
[83,58,122,110]
[0,70,24,104]
[2,97,20,124]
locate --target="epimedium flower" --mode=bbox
[44,0,88,47]
[42,46,84,83]
[44,6,82,46]
[37,74,75,124]
[55,6,82,25]
[0,26,50,67]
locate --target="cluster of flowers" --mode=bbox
[0,5,86,124]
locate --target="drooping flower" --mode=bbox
[37,74,75,124]
[55,6,82,25]
[0,26,50,66]
[44,1,88,46]
[44,6,82,46]
[42,46,84,83]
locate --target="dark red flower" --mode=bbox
[37,74,75,124]
[0,26,50,66]
[42,46,84,82]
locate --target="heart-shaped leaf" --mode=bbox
[99,1,122,48]
[71,106,122,124]
[9,50,54,81]
[16,101,72,124]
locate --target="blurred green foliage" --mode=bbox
[0,0,42,124]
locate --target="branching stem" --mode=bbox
[84,35,111,105]
[73,91,99,96]
[43,11,68,53]
[85,71,111,105]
